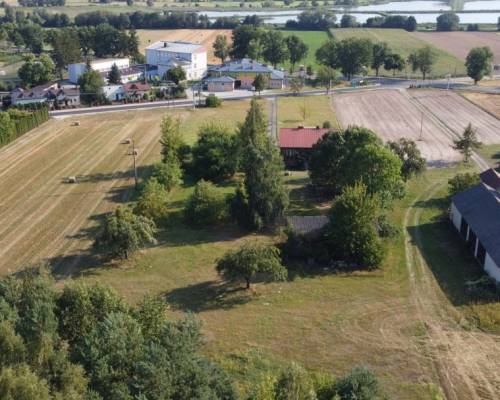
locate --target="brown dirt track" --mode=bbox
[332,89,462,165]
[411,31,500,65]
[0,110,165,275]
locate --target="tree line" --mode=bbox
[0,106,49,147]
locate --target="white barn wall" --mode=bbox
[450,203,462,230]
[484,253,500,282]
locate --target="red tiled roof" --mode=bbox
[279,127,329,149]
[123,82,150,91]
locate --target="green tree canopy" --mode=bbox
[261,30,289,68]
[453,123,482,163]
[466,46,493,84]
[274,363,317,400]
[17,54,55,87]
[284,35,308,72]
[408,46,437,80]
[135,177,169,221]
[159,115,183,162]
[335,366,381,400]
[448,172,480,196]
[49,29,82,78]
[387,138,426,180]
[213,34,229,64]
[436,12,460,31]
[78,68,105,105]
[253,74,268,94]
[107,63,122,84]
[166,66,186,84]
[95,206,157,259]
[326,183,384,269]
[184,179,228,225]
[216,242,287,289]
[371,42,389,76]
[383,53,405,76]
[192,122,237,182]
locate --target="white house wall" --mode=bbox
[484,253,500,282]
[450,202,461,231]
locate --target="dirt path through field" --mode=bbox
[404,186,500,400]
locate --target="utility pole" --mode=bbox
[419,112,424,141]
[130,139,138,189]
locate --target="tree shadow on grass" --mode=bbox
[406,203,497,307]
[164,280,254,312]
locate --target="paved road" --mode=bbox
[50,75,500,118]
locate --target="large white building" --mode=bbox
[145,41,207,81]
[450,168,500,282]
[68,58,141,84]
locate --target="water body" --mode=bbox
[200,0,500,23]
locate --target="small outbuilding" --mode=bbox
[450,168,500,282]
[205,76,235,92]
[278,126,329,169]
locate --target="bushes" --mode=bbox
[205,94,222,108]
[151,158,182,192]
[335,366,381,400]
[0,107,49,147]
[184,180,228,225]
[135,177,169,221]
[191,122,237,182]
[448,172,480,197]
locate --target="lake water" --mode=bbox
[200,0,500,23]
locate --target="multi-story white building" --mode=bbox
[145,41,207,81]
[68,58,141,84]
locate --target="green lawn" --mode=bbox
[280,30,330,71]
[331,28,467,78]
[277,94,339,130]
[476,144,500,170]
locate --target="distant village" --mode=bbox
[9,40,287,108]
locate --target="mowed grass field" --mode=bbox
[136,29,233,64]
[0,100,252,276]
[277,94,339,129]
[331,28,467,78]
[280,30,330,70]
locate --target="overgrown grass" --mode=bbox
[277,95,339,130]
[476,143,500,170]
[331,28,467,78]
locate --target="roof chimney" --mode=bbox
[163,42,167,48]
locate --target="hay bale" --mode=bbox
[66,176,77,184]
[123,138,132,145]
[72,121,80,126]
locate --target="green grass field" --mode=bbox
[476,144,500,169]
[277,95,339,130]
[331,28,467,78]
[280,30,330,71]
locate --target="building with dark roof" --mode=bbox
[279,126,329,169]
[209,59,285,90]
[205,76,235,92]
[450,168,500,281]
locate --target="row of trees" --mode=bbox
[341,14,417,31]
[0,107,49,147]
[227,26,309,70]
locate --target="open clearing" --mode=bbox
[279,30,330,70]
[331,28,466,78]
[136,29,233,64]
[411,31,500,65]
[411,89,500,144]
[462,92,500,119]
[332,89,461,164]
[0,100,251,275]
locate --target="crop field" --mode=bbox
[332,89,462,164]
[331,28,467,78]
[411,31,500,65]
[462,92,500,119]
[0,100,251,275]
[137,29,233,64]
[411,89,500,144]
[280,30,330,70]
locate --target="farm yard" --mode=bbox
[136,29,233,64]
[0,100,251,276]
[331,28,467,78]
[411,31,500,65]
[333,89,461,164]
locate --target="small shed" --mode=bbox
[205,76,235,92]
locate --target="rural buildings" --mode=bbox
[102,82,151,102]
[204,76,235,92]
[279,126,329,168]
[68,58,142,84]
[450,168,500,282]
[11,83,80,107]
[209,59,285,90]
[145,41,207,80]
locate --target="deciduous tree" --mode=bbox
[371,42,389,76]
[17,54,55,87]
[135,177,169,221]
[216,242,287,289]
[408,46,436,80]
[453,123,482,163]
[78,68,105,105]
[253,73,267,94]
[261,30,289,68]
[184,179,228,225]
[284,34,308,72]
[387,138,426,180]
[213,34,229,64]
[466,46,493,84]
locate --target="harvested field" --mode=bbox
[136,29,232,64]
[462,92,500,119]
[411,31,500,65]
[411,89,500,144]
[332,89,461,165]
[0,100,251,275]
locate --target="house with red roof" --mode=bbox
[278,126,330,169]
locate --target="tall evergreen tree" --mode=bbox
[107,63,122,84]
[453,123,482,163]
[234,98,288,230]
